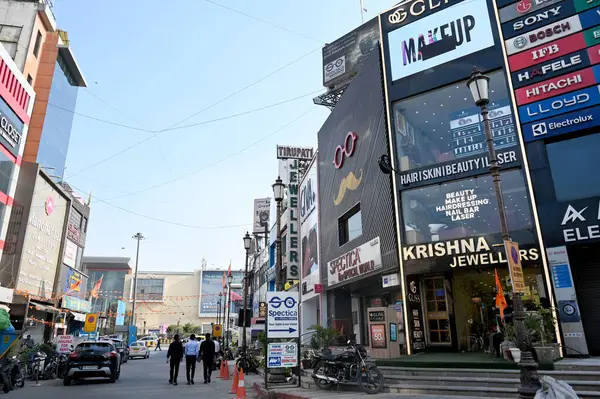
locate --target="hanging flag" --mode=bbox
[222,272,226,290]
[494,269,507,323]
[66,279,81,295]
[227,261,232,277]
[90,274,104,298]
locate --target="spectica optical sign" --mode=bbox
[518,85,600,123]
[501,2,577,39]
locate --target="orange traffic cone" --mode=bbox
[229,365,239,394]
[222,359,230,380]
[218,361,225,379]
[234,369,247,399]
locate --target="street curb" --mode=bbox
[252,381,307,399]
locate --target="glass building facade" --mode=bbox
[37,53,79,180]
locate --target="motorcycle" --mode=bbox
[311,340,384,394]
[7,356,24,388]
[236,347,258,374]
[0,357,14,393]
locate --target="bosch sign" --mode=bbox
[502,4,576,39]
[518,85,600,123]
[505,15,582,55]
[521,105,600,142]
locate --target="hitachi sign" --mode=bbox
[526,74,582,97]
[518,54,582,82]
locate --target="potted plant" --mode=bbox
[527,305,559,364]
[309,325,340,353]
[500,323,517,361]
[300,347,312,369]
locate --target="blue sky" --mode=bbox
[53,0,394,272]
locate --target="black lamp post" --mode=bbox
[220,291,225,346]
[272,177,286,291]
[242,232,252,351]
[466,67,541,399]
[225,271,233,349]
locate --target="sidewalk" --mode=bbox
[245,373,503,399]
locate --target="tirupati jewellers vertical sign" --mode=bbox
[285,159,301,281]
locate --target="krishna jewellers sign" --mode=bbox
[402,236,540,267]
[327,237,382,287]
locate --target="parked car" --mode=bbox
[128,342,150,359]
[110,339,129,364]
[138,336,157,347]
[63,341,121,385]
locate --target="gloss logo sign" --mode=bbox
[515,66,598,105]
[508,32,587,71]
[578,6,600,29]
[518,85,600,123]
[511,51,591,88]
[387,0,494,80]
[505,15,583,55]
[499,0,566,23]
[502,4,577,39]
[521,105,600,141]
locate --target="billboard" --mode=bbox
[253,197,271,234]
[198,270,244,317]
[115,300,126,325]
[64,266,86,296]
[322,17,379,89]
[300,160,319,301]
[17,174,68,299]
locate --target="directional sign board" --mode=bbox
[266,291,299,338]
[268,343,298,368]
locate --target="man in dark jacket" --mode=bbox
[199,333,216,383]
[167,334,184,385]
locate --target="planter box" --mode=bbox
[534,345,554,365]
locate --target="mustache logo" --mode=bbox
[334,169,363,206]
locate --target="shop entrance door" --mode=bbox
[424,277,452,346]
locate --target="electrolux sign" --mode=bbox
[518,85,600,123]
[386,0,494,81]
[521,105,600,141]
[501,2,577,39]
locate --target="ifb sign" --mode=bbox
[266,292,299,338]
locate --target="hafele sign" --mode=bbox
[402,236,540,267]
[399,149,518,185]
[560,200,600,242]
[327,237,382,287]
[285,159,300,281]
[277,145,314,161]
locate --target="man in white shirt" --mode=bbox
[184,334,200,385]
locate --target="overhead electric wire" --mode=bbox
[203,0,325,44]
[104,108,315,201]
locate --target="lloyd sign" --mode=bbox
[518,85,600,123]
[387,0,494,80]
[327,237,382,287]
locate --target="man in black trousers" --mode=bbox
[167,334,184,386]
[199,333,216,383]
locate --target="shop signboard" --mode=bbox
[327,237,382,287]
[505,15,583,55]
[17,175,68,299]
[508,32,587,71]
[406,275,425,351]
[276,145,314,160]
[198,270,244,317]
[577,6,600,28]
[518,85,600,123]
[266,292,299,338]
[368,310,385,322]
[285,159,301,281]
[537,196,600,245]
[300,161,319,301]
[267,343,297,368]
[64,266,84,295]
[498,0,566,23]
[322,17,379,88]
[63,240,77,268]
[115,300,126,325]
[370,324,387,348]
[56,335,74,354]
[258,302,267,318]
[386,0,494,81]
[62,295,91,313]
[252,197,271,234]
[521,105,600,142]
[0,98,24,158]
[501,2,577,39]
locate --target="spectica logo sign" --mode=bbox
[508,32,587,71]
[505,15,583,55]
[518,85,600,123]
[522,105,600,142]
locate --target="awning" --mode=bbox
[29,301,60,314]
[70,312,86,322]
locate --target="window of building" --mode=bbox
[392,70,516,173]
[26,75,32,85]
[401,170,534,245]
[135,278,164,301]
[82,217,88,232]
[0,25,22,59]
[547,134,600,202]
[339,204,362,246]
[69,209,83,229]
[33,31,42,58]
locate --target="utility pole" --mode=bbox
[131,232,145,329]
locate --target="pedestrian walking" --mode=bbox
[184,334,200,385]
[199,333,216,383]
[155,338,162,351]
[167,334,184,386]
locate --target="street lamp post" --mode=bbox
[131,232,145,329]
[216,297,221,326]
[226,271,233,349]
[272,177,286,291]
[242,232,252,351]
[220,291,226,347]
[467,67,541,399]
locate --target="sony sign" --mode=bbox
[561,201,600,242]
[501,2,576,39]
[387,0,494,81]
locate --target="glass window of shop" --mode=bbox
[37,54,79,181]
[393,70,516,172]
[401,170,534,245]
[547,134,600,202]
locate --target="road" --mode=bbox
[8,350,253,399]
